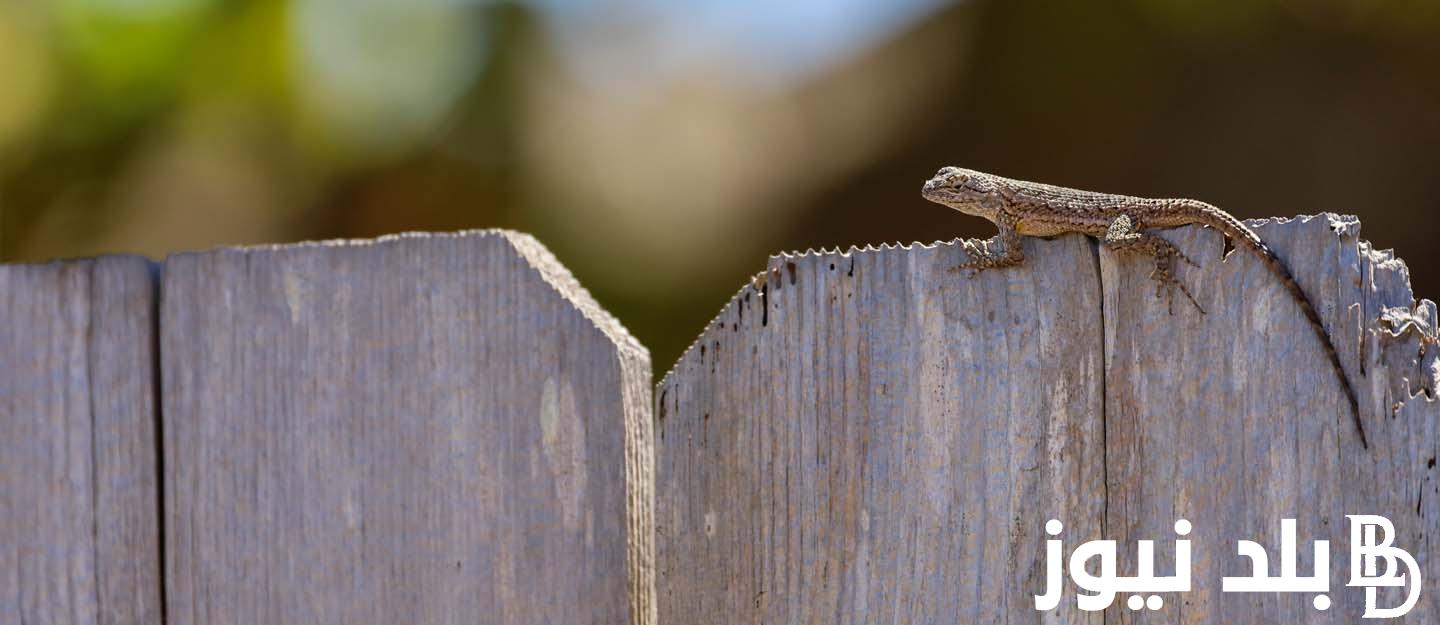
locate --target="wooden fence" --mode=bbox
[3,215,1437,623]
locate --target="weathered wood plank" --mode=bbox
[656,236,1107,623]
[657,215,1440,622]
[1101,214,1439,622]
[160,231,653,625]
[0,256,162,625]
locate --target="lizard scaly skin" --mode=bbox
[921,166,1367,449]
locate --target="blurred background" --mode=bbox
[2,0,1438,369]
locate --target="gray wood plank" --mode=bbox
[658,215,1440,623]
[160,231,653,625]
[655,236,1107,624]
[0,256,162,625]
[1101,214,1440,622]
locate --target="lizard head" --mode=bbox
[921,166,1000,217]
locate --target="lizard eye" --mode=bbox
[934,166,967,188]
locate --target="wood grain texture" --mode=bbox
[1102,214,1439,623]
[0,256,163,625]
[656,236,1107,624]
[160,231,653,625]
[657,215,1440,623]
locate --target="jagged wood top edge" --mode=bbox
[656,212,1435,392]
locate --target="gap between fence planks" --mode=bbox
[656,214,1440,623]
[3,215,1437,624]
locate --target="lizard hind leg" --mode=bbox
[1103,215,1206,316]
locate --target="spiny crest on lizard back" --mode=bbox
[921,167,1004,218]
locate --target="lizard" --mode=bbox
[920,166,1367,449]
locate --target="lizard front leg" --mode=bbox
[1102,214,1205,315]
[954,212,1025,272]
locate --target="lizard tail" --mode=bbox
[1203,206,1368,449]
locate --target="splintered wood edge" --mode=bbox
[656,213,1440,408]
[1257,213,1438,407]
[161,229,657,625]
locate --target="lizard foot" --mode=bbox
[1103,215,1206,316]
[1149,255,1206,316]
[951,238,1024,275]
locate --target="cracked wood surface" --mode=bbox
[656,214,1440,623]
[0,256,162,625]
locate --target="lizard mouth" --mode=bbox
[921,176,961,204]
